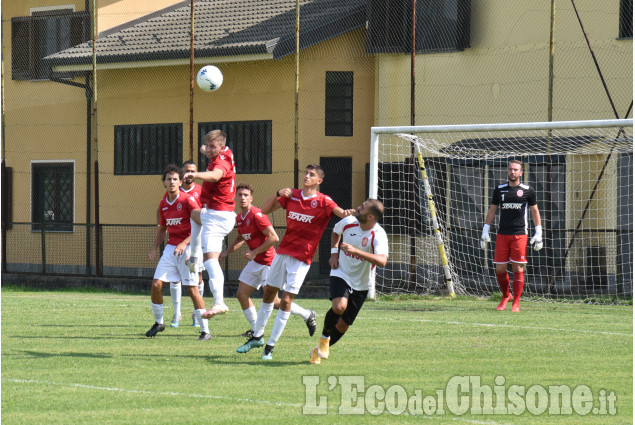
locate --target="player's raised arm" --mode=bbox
[333,206,356,218]
[261,188,290,214]
[185,168,224,183]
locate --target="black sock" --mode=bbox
[329,329,344,346]
[264,344,274,355]
[321,308,341,337]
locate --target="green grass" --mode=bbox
[2,288,632,424]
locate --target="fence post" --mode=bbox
[41,222,46,274]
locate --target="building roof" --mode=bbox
[45,0,366,67]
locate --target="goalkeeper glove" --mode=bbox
[480,224,491,249]
[530,225,543,251]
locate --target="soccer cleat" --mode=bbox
[496,294,513,311]
[201,303,229,319]
[305,310,317,337]
[240,329,254,338]
[511,303,520,313]
[309,346,321,364]
[317,337,330,359]
[236,336,264,353]
[145,322,165,337]
[198,331,212,341]
[170,314,182,327]
[192,312,200,327]
[261,345,274,360]
[185,257,198,273]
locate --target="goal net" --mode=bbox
[369,119,633,304]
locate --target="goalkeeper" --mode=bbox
[480,160,542,312]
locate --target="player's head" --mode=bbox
[356,198,384,224]
[507,160,524,182]
[181,160,197,184]
[236,183,254,209]
[303,164,324,188]
[204,130,227,159]
[162,164,183,193]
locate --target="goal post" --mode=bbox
[369,119,633,303]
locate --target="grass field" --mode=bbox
[1,287,632,424]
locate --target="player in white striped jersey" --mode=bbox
[310,199,389,364]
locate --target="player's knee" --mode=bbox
[151,279,163,292]
[332,299,347,316]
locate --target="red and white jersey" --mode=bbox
[330,215,389,291]
[180,183,203,208]
[201,146,236,211]
[277,189,338,265]
[158,191,199,246]
[237,206,276,266]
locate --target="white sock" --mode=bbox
[253,302,274,338]
[321,334,330,340]
[243,306,257,331]
[204,258,225,305]
[170,282,181,319]
[151,303,164,324]
[267,309,291,347]
[195,309,209,334]
[189,218,202,256]
[198,282,204,297]
[289,302,310,320]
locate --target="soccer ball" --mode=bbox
[196,65,223,92]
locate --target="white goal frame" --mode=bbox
[368,118,633,299]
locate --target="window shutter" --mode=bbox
[11,17,31,80]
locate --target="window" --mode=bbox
[366,0,471,53]
[114,124,183,175]
[31,162,74,232]
[325,72,354,137]
[619,0,633,38]
[12,8,89,80]
[198,121,272,174]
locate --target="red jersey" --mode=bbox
[237,206,276,266]
[158,191,199,245]
[277,189,338,264]
[180,183,203,208]
[201,146,236,211]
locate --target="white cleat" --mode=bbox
[201,303,229,319]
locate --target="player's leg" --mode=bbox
[178,246,211,340]
[169,281,182,327]
[192,266,204,327]
[493,234,513,310]
[186,208,203,272]
[274,290,316,336]
[147,278,167,337]
[201,210,236,317]
[237,281,257,331]
[311,277,349,363]
[509,235,529,313]
[262,257,310,360]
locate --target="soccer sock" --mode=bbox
[289,303,310,320]
[151,303,164,324]
[204,258,225,305]
[198,282,204,297]
[195,309,209,334]
[496,272,511,297]
[321,308,341,337]
[189,218,202,256]
[267,309,291,347]
[512,271,524,304]
[170,282,181,318]
[243,306,258,331]
[329,329,344,346]
[253,302,274,339]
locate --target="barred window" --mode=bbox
[198,121,272,174]
[619,0,633,38]
[12,9,89,80]
[325,71,354,137]
[31,162,74,232]
[114,123,183,175]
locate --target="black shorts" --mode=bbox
[329,276,368,326]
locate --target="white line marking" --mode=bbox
[363,317,632,336]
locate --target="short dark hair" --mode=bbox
[236,183,254,195]
[182,160,196,168]
[367,198,384,222]
[306,164,325,179]
[509,159,524,170]
[162,164,183,181]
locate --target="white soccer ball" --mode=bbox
[196,65,223,92]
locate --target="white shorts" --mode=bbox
[201,208,236,254]
[265,254,311,295]
[238,260,270,290]
[154,244,197,286]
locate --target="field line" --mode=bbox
[363,317,632,336]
